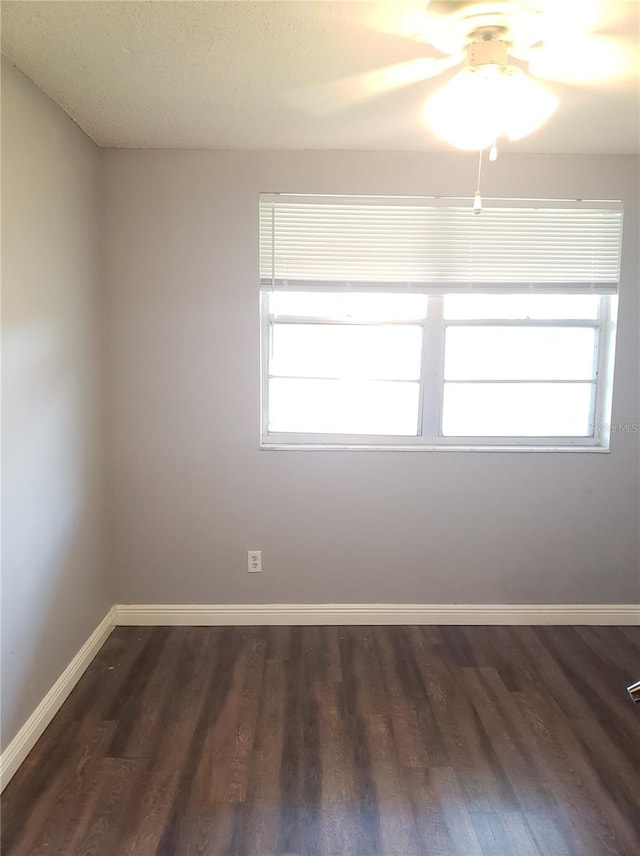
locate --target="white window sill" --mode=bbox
[260,442,610,453]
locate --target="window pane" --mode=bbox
[444,294,600,320]
[269,291,428,321]
[442,383,594,437]
[271,324,423,380]
[269,378,420,435]
[445,327,596,381]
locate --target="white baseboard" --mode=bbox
[0,607,116,792]
[115,603,640,627]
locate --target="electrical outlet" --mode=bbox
[248,550,262,573]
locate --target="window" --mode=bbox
[259,195,622,450]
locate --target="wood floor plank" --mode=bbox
[458,666,577,856]
[2,624,639,856]
[58,628,156,726]
[512,625,592,720]
[539,627,639,730]
[75,757,146,856]
[377,627,449,768]
[499,811,543,856]
[197,630,266,805]
[361,713,421,855]
[119,770,180,856]
[5,721,117,856]
[429,766,485,855]
[227,627,288,856]
[405,767,456,856]
[515,687,640,856]
[155,627,246,854]
[408,626,516,811]
[572,714,640,822]
[574,626,640,681]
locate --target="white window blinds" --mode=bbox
[259,194,623,294]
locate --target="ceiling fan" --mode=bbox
[287,0,637,151]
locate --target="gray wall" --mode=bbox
[1,60,110,751]
[103,149,640,606]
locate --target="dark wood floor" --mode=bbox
[2,625,639,855]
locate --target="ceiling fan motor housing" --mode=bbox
[466,37,509,71]
[426,0,545,57]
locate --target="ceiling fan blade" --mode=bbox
[530,0,627,35]
[367,4,438,44]
[284,54,462,117]
[525,35,638,85]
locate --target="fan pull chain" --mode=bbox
[473,147,483,214]
[473,140,498,214]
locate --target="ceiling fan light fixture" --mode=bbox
[422,60,558,151]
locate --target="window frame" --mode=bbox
[260,292,617,452]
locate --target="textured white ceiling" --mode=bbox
[1,0,639,152]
